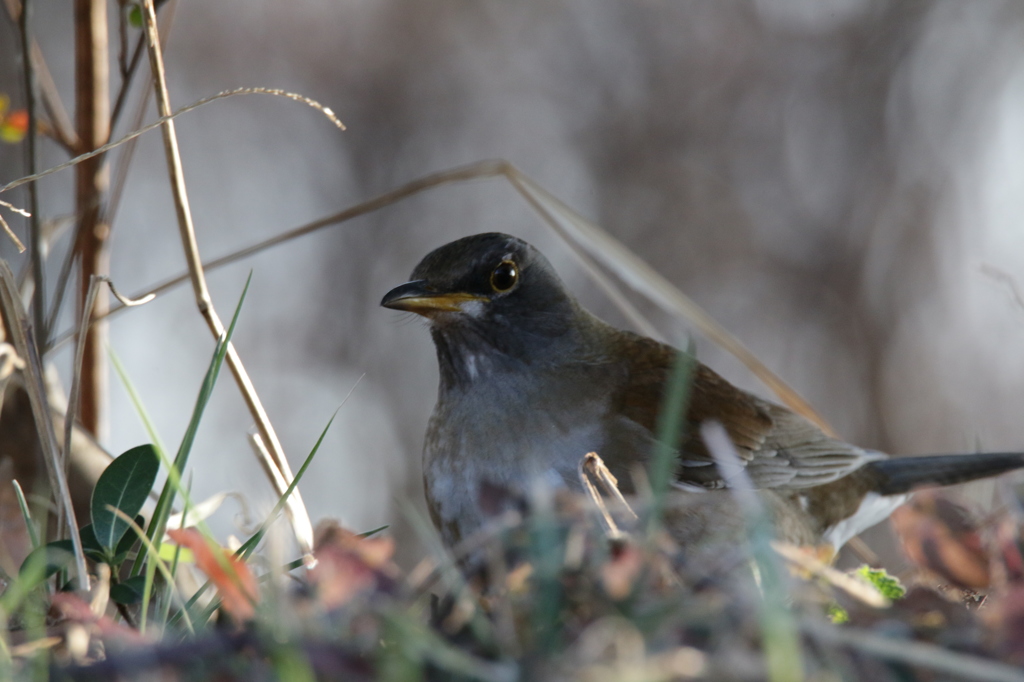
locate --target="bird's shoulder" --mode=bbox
[606,331,774,456]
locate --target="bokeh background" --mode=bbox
[2,0,1024,566]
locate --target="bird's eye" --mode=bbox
[490,260,519,293]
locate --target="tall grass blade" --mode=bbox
[131,273,251,577]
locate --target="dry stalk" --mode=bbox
[0,212,25,253]
[138,0,314,557]
[578,452,638,541]
[0,262,89,590]
[506,170,837,436]
[0,87,345,198]
[247,432,314,563]
[771,541,889,608]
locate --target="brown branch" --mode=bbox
[73,0,111,440]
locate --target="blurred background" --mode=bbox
[2,0,1024,567]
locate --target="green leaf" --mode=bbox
[128,4,142,28]
[19,540,75,585]
[110,575,148,605]
[91,444,159,549]
[78,524,110,563]
[826,602,849,624]
[857,565,906,601]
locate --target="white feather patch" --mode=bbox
[823,491,908,550]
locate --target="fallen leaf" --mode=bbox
[890,491,990,589]
[308,520,397,610]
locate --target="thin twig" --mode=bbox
[44,159,827,431]
[0,87,345,198]
[0,199,28,251]
[29,43,80,153]
[64,275,153,491]
[139,0,314,557]
[2,0,80,152]
[0,262,89,590]
[509,170,838,437]
[106,0,179,229]
[110,23,148,130]
[0,214,25,253]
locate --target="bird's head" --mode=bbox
[381,233,585,374]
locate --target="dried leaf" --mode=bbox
[890,491,991,589]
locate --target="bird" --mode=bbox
[381,232,1024,552]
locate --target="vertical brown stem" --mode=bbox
[74,0,110,441]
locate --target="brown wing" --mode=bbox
[609,332,875,489]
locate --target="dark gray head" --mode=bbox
[381,233,585,383]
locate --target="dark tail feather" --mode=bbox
[865,452,1024,496]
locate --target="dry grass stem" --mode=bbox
[247,432,314,557]
[62,275,155,536]
[45,160,829,437]
[507,170,837,437]
[0,262,89,589]
[139,0,314,559]
[0,215,25,253]
[0,86,346,200]
[771,541,889,608]
[579,453,625,540]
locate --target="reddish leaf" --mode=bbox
[167,528,258,622]
[0,109,27,143]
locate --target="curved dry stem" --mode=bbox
[0,87,345,200]
[52,159,829,432]
[139,0,315,556]
[43,158,831,433]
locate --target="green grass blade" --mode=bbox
[109,347,170,457]
[238,399,346,560]
[648,349,695,530]
[11,481,40,550]
[131,272,251,577]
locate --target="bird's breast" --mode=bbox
[422,367,618,545]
